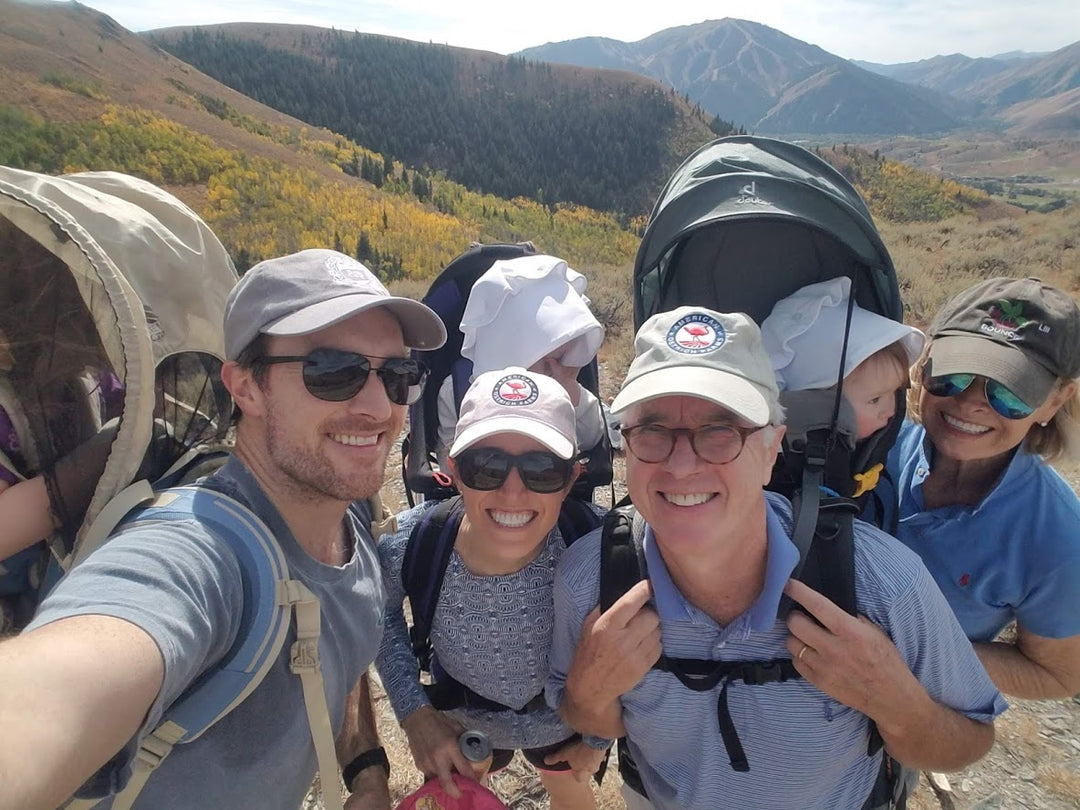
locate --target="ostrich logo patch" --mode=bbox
[493,374,539,406]
[667,313,726,355]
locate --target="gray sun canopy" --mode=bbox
[0,167,237,563]
[634,136,902,329]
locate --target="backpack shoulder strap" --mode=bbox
[599,501,650,796]
[599,503,646,613]
[449,359,473,414]
[69,484,344,810]
[403,496,465,671]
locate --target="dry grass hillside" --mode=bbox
[860,134,1080,193]
[0,0,346,172]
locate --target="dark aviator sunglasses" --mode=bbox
[254,348,427,405]
[923,372,1036,420]
[454,447,577,494]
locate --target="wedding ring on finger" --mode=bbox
[797,644,810,662]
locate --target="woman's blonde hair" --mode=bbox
[907,341,1080,464]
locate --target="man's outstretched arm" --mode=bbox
[0,615,164,810]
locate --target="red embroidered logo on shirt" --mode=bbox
[958,573,971,587]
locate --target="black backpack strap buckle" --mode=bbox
[738,659,798,686]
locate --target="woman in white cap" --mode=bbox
[435,254,607,471]
[888,277,1080,698]
[377,367,609,808]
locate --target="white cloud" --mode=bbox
[81,0,1080,63]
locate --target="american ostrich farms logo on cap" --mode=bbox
[667,313,726,355]
[492,373,539,406]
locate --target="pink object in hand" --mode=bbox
[394,773,507,810]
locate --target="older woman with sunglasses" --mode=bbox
[376,367,609,808]
[888,277,1080,699]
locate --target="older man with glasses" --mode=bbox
[547,306,1006,810]
[0,249,446,810]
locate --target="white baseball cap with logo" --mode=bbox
[611,306,779,427]
[449,367,577,459]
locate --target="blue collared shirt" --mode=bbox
[887,420,1080,641]
[644,498,799,640]
[548,491,1005,810]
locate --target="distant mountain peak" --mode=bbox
[519,21,1080,137]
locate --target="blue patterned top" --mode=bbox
[377,499,608,750]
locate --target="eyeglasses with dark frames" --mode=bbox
[254,348,426,405]
[619,423,766,465]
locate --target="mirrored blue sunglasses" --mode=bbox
[923,372,1036,420]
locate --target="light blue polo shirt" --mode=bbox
[548,492,1005,810]
[889,421,1080,642]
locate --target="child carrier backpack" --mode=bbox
[632,134,906,580]
[607,136,911,807]
[402,241,612,506]
[0,167,345,810]
[401,494,603,714]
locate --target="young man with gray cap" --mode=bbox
[0,249,445,810]
[546,306,1005,809]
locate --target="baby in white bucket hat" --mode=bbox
[435,254,606,468]
[761,277,925,441]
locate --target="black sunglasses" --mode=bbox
[254,349,427,405]
[923,372,1036,420]
[454,447,576,494]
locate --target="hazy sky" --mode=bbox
[69,0,1078,64]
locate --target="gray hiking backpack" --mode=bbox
[0,167,346,810]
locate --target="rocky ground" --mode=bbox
[908,693,1080,810]
[316,442,1080,809]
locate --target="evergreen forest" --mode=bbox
[157,28,730,215]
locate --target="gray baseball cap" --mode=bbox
[450,367,577,459]
[611,307,779,426]
[224,249,446,360]
[927,277,1080,407]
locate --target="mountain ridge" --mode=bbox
[149,21,721,214]
[519,18,1080,137]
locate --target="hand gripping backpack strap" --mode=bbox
[65,486,342,810]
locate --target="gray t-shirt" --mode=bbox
[28,457,385,809]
